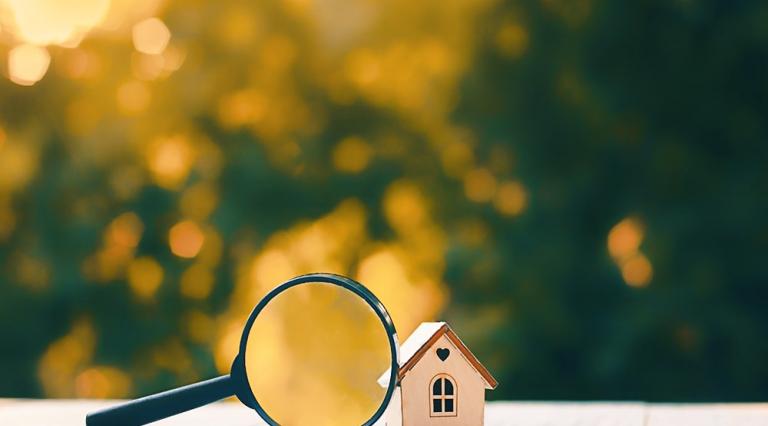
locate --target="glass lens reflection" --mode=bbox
[245,282,391,426]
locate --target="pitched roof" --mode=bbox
[382,322,498,390]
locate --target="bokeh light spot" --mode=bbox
[37,319,95,397]
[8,44,51,86]
[494,180,527,216]
[621,253,653,288]
[464,168,497,203]
[169,220,206,258]
[217,90,267,129]
[383,180,428,233]
[332,136,372,173]
[180,263,215,299]
[440,140,475,178]
[105,212,143,249]
[74,366,132,398]
[3,0,110,46]
[127,256,164,300]
[607,217,644,260]
[145,135,195,189]
[180,183,219,221]
[250,249,296,294]
[0,140,39,192]
[132,17,171,55]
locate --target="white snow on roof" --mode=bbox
[378,322,446,387]
[397,322,446,367]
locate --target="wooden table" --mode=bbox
[1,399,767,425]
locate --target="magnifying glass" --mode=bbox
[86,273,399,425]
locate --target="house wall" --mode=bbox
[400,335,486,426]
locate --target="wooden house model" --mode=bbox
[380,322,498,425]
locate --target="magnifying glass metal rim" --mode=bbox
[231,272,400,426]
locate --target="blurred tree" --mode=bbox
[0,0,766,402]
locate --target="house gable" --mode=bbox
[397,322,497,389]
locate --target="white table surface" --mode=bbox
[1,399,767,425]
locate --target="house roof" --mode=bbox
[383,322,498,390]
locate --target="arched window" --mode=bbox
[429,374,457,417]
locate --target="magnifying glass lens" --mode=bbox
[244,281,392,425]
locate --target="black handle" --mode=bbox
[86,375,234,426]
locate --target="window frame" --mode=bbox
[429,373,458,417]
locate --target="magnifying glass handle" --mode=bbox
[86,375,234,426]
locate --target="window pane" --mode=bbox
[445,398,454,413]
[432,378,442,395]
[433,398,442,413]
[444,378,454,395]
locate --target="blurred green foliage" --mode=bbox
[0,0,767,403]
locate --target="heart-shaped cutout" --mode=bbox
[436,348,450,361]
